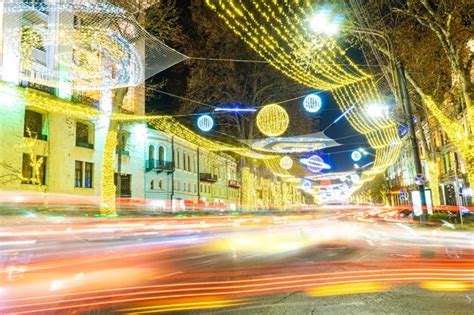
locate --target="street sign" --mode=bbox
[415,173,425,185]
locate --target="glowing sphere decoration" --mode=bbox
[197,114,214,132]
[256,104,289,137]
[279,156,293,170]
[351,150,362,162]
[300,155,331,173]
[351,174,360,183]
[303,93,322,113]
[301,179,312,190]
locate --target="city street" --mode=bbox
[0,0,473,314]
[1,206,473,314]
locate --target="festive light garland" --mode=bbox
[256,104,289,137]
[205,0,403,192]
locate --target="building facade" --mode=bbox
[0,0,147,202]
[145,128,241,210]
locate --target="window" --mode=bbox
[188,155,191,171]
[183,152,186,171]
[22,154,46,185]
[158,146,164,164]
[148,145,155,161]
[75,161,83,187]
[150,179,154,190]
[76,122,93,148]
[74,161,93,188]
[188,183,191,192]
[176,150,180,169]
[116,131,129,154]
[159,179,163,190]
[84,162,93,188]
[24,109,45,139]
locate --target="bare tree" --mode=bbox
[348,0,474,190]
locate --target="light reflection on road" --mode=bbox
[1,206,473,313]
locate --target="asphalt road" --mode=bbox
[1,209,473,314]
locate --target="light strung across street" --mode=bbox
[205,0,402,192]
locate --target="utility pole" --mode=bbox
[197,147,200,202]
[117,123,122,201]
[397,62,427,223]
[170,136,175,210]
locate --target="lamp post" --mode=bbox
[347,25,427,223]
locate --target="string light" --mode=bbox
[206,0,403,193]
[256,104,289,137]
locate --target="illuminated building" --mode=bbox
[0,1,182,206]
[145,128,240,210]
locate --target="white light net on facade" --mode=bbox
[2,0,187,90]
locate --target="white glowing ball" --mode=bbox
[301,180,312,190]
[351,174,360,183]
[303,94,322,113]
[197,114,214,132]
[279,156,293,170]
[351,150,362,162]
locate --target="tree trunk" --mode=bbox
[100,87,128,215]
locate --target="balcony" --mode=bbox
[71,94,100,109]
[76,141,94,149]
[32,47,47,66]
[117,149,130,157]
[228,180,240,188]
[19,80,55,95]
[200,173,218,183]
[23,0,49,14]
[146,160,173,173]
[24,131,48,141]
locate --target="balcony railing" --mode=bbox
[71,94,100,109]
[228,180,240,188]
[32,47,47,66]
[76,141,94,149]
[200,173,218,183]
[19,80,55,95]
[117,149,130,157]
[24,131,48,141]
[23,0,49,14]
[146,160,173,172]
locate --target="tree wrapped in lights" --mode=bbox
[349,0,474,195]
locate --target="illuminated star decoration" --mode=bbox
[256,104,289,137]
[300,155,331,173]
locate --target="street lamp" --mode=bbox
[309,9,342,36]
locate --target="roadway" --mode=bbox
[1,206,473,314]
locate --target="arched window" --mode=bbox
[148,145,155,161]
[158,146,165,164]
[183,152,186,171]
